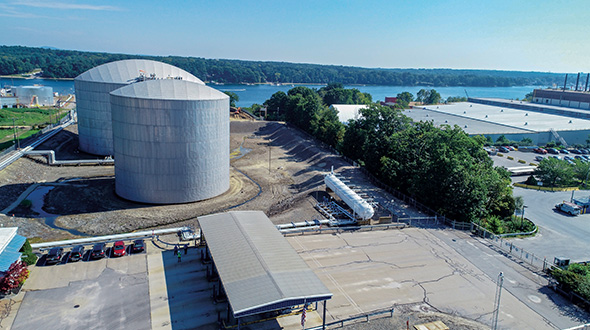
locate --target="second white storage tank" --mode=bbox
[110,79,229,204]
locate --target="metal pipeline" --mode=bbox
[24,150,114,166]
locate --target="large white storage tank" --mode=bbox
[75,59,204,155]
[110,79,229,204]
[324,173,374,220]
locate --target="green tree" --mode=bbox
[223,91,239,108]
[395,92,413,108]
[416,89,429,103]
[514,196,524,215]
[263,91,288,120]
[534,158,575,187]
[426,89,441,104]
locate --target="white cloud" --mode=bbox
[0,4,52,18]
[12,0,121,11]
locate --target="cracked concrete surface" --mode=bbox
[288,228,556,330]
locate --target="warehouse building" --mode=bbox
[198,211,332,329]
[110,79,229,204]
[75,59,204,156]
[532,89,590,110]
[404,100,590,146]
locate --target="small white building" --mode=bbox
[330,104,367,123]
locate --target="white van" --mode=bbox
[555,201,581,216]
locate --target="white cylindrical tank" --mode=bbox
[75,59,204,156]
[14,86,54,106]
[110,79,229,204]
[324,173,374,220]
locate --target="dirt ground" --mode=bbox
[0,119,359,240]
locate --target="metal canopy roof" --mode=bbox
[198,211,332,318]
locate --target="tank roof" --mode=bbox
[75,59,204,85]
[110,79,228,101]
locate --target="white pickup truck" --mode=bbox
[555,201,581,216]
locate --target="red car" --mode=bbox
[112,241,126,257]
[534,148,547,154]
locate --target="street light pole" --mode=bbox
[492,272,504,330]
[520,205,527,230]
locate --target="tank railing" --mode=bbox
[24,150,114,166]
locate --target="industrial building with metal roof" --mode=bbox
[403,99,590,146]
[75,59,204,155]
[198,211,332,328]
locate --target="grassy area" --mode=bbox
[0,107,64,127]
[0,107,66,149]
[0,129,41,149]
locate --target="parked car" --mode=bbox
[46,247,64,265]
[91,243,106,259]
[581,149,589,154]
[583,155,590,161]
[571,149,582,154]
[556,201,581,216]
[560,149,570,154]
[564,156,574,161]
[548,148,559,154]
[575,155,584,160]
[534,148,548,154]
[69,245,85,262]
[498,146,510,153]
[112,241,126,257]
[550,155,561,160]
[535,156,544,161]
[507,146,516,151]
[132,239,145,253]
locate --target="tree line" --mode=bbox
[259,85,514,222]
[0,45,564,87]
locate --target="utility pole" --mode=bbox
[12,118,17,148]
[268,142,271,174]
[492,272,504,330]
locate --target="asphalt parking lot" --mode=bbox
[12,244,151,330]
[509,186,590,262]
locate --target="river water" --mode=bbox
[1,77,539,108]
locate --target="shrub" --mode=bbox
[20,239,37,266]
[19,200,32,209]
[525,175,538,185]
[0,261,29,294]
[551,264,590,301]
[507,156,514,160]
[497,153,504,157]
[518,159,526,164]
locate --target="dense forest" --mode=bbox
[0,45,564,87]
[260,84,515,222]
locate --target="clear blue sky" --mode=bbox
[1,0,588,73]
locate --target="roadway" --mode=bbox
[509,187,590,263]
